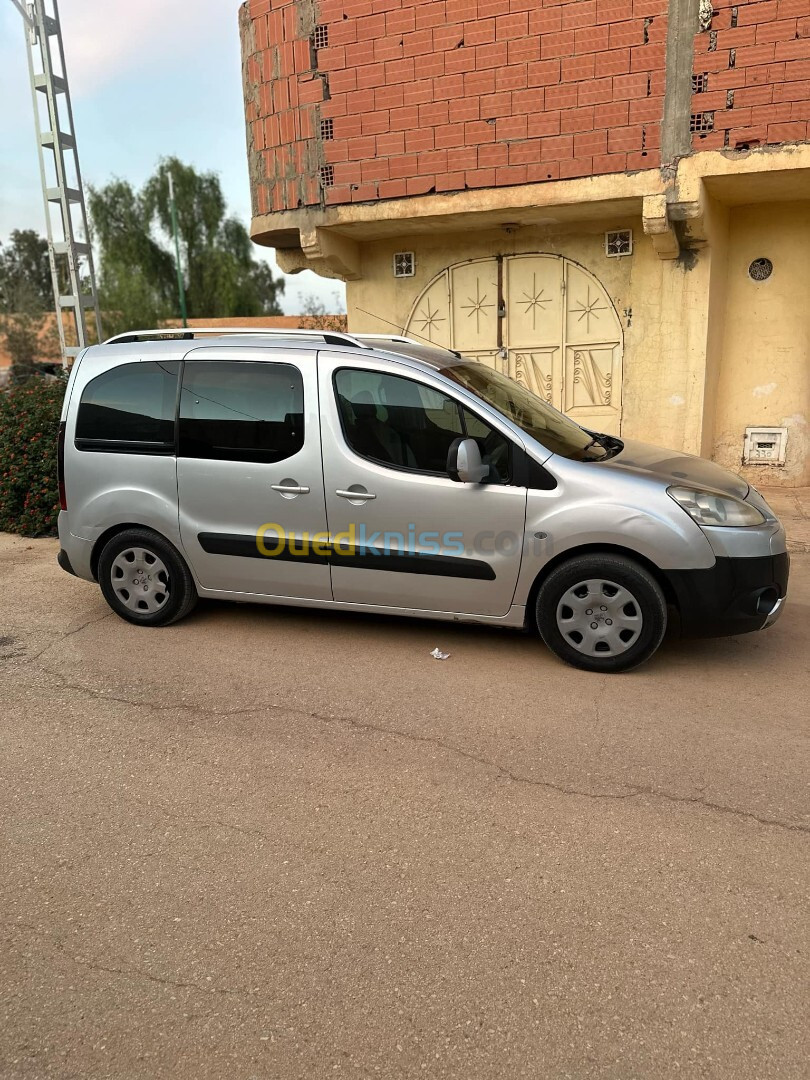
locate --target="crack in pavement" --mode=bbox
[3,921,261,999]
[22,611,115,663]
[27,661,810,837]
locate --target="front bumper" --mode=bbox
[663,552,789,638]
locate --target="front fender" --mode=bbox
[512,488,716,607]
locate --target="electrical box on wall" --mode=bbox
[743,426,788,466]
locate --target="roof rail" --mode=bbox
[356,333,462,359]
[103,327,370,348]
[356,334,422,345]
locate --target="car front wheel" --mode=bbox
[536,553,667,673]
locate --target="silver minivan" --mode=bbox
[57,328,789,673]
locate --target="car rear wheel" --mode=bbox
[98,528,198,627]
[536,554,667,673]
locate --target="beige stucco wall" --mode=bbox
[346,222,720,459]
[343,200,808,485]
[257,149,810,486]
[712,202,810,487]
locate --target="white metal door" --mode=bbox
[406,255,623,434]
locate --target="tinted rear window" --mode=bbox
[76,361,179,449]
[179,361,304,463]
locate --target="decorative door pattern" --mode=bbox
[405,255,623,434]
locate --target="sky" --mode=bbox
[0,0,345,315]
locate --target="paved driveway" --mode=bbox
[1,534,808,1079]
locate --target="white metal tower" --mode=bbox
[9,0,102,365]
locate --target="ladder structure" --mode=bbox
[9,0,102,365]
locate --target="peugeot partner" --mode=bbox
[56,329,789,673]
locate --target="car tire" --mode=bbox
[98,528,198,627]
[536,553,667,673]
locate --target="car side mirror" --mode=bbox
[447,437,489,484]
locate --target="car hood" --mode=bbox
[600,438,749,498]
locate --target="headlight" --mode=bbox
[667,485,765,527]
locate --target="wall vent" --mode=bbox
[320,118,334,140]
[690,112,714,133]
[393,252,416,278]
[605,230,633,257]
[312,25,329,50]
[749,257,773,281]
[319,164,334,188]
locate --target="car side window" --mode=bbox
[179,361,304,463]
[75,361,180,452]
[334,368,511,483]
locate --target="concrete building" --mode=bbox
[240,0,810,486]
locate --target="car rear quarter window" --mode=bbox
[179,361,304,463]
[75,361,180,452]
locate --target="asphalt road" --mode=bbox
[1,534,808,1080]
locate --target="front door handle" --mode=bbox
[336,488,376,501]
[271,483,310,497]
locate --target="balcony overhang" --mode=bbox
[253,146,810,280]
[255,168,664,272]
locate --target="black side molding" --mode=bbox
[198,532,496,581]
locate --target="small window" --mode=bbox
[76,361,179,452]
[605,230,633,257]
[179,361,304,463]
[334,369,511,482]
[393,252,415,278]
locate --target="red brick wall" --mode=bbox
[242,0,668,212]
[691,0,810,150]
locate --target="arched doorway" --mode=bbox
[405,254,624,435]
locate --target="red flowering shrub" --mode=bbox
[0,377,66,537]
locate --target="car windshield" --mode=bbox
[440,362,610,461]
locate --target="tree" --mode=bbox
[88,178,175,337]
[0,229,52,312]
[0,230,59,382]
[89,158,284,335]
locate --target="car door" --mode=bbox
[176,347,331,600]
[318,352,528,618]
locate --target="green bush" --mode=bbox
[0,377,66,537]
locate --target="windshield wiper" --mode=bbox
[581,433,610,457]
